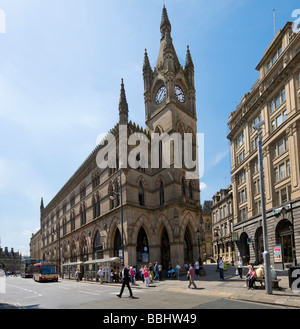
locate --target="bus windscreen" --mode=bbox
[41,266,57,275]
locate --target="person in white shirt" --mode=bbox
[194,260,200,277]
[219,257,224,280]
[237,258,243,279]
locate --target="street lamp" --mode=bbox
[253,120,272,295]
[196,228,201,265]
[110,170,124,265]
[214,227,220,269]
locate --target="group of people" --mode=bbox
[116,262,161,298]
[235,257,277,290]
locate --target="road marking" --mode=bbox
[77,290,101,296]
[58,286,71,290]
[23,295,41,299]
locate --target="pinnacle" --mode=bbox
[185,45,194,69]
[160,5,171,36]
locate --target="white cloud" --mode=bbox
[200,182,207,190]
[212,149,230,166]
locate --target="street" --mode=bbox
[0,275,295,310]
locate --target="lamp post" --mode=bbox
[214,227,220,269]
[110,170,124,265]
[253,120,272,295]
[196,229,201,264]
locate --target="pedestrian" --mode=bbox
[184,262,189,275]
[218,257,224,280]
[237,257,243,279]
[154,261,160,281]
[149,262,154,283]
[117,264,134,298]
[97,267,103,284]
[244,265,252,288]
[130,266,135,285]
[187,264,197,289]
[175,262,181,279]
[194,259,200,277]
[139,265,144,282]
[143,265,149,287]
[248,265,256,290]
[75,268,79,282]
[158,263,162,280]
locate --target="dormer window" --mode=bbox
[267,46,283,71]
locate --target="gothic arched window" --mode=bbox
[181,178,186,196]
[189,182,193,199]
[159,181,164,205]
[138,182,145,206]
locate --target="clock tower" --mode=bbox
[143,5,196,136]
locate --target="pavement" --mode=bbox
[75,263,300,308]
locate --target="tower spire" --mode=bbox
[40,197,44,221]
[185,45,194,70]
[156,5,180,72]
[119,78,128,125]
[160,4,171,39]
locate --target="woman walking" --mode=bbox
[143,265,149,287]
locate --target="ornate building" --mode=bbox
[211,187,234,264]
[31,6,202,275]
[0,247,21,272]
[227,22,300,268]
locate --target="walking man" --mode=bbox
[188,264,197,289]
[154,262,160,281]
[117,264,134,298]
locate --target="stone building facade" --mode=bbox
[30,229,42,262]
[227,22,300,268]
[211,187,234,264]
[201,201,213,262]
[0,247,21,272]
[31,6,202,275]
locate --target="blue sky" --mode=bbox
[0,0,299,255]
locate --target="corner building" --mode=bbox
[34,6,202,275]
[227,22,300,268]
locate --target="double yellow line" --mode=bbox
[14,303,26,309]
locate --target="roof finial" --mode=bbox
[119,78,128,125]
[160,4,171,38]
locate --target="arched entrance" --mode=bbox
[276,219,294,264]
[113,228,122,258]
[184,228,193,264]
[239,232,250,265]
[255,227,264,264]
[80,236,88,276]
[161,227,170,270]
[136,226,149,263]
[93,231,103,260]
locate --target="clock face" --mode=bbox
[155,86,166,105]
[175,85,185,103]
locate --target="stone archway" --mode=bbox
[239,232,250,265]
[255,227,264,264]
[136,226,149,264]
[161,226,170,270]
[275,219,294,265]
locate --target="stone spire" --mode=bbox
[185,45,194,70]
[143,49,152,75]
[156,5,180,72]
[160,4,171,39]
[119,78,128,125]
[143,49,153,91]
[184,45,195,89]
[40,197,44,220]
